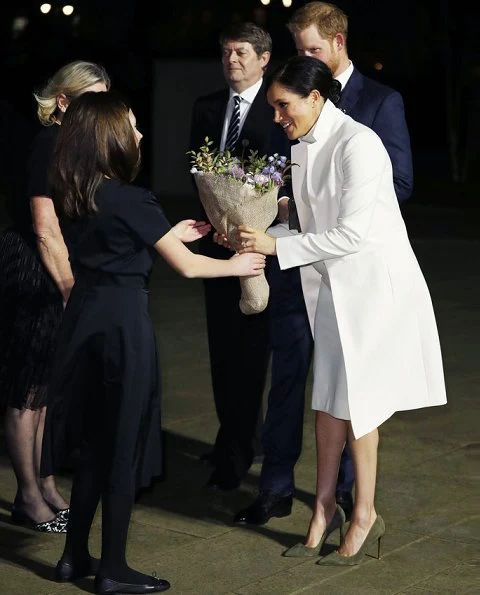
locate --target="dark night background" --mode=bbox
[1,0,479,206]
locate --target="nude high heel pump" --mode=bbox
[283,504,346,557]
[318,514,385,566]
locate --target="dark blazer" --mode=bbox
[190,80,290,161]
[338,67,413,203]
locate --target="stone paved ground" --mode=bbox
[0,198,479,594]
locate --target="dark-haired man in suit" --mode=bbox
[234,1,413,525]
[189,22,291,491]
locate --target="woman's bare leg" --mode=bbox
[304,411,347,547]
[35,407,69,510]
[4,406,57,522]
[338,424,379,556]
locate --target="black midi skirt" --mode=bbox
[41,277,163,493]
[0,228,63,411]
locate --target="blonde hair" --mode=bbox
[33,60,111,126]
[286,1,348,42]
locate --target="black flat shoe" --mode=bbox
[55,556,100,582]
[11,504,67,533]
[234,491,292,525]
[94,575,170,594]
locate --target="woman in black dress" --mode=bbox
[0,61,110,532]
[42,90,266,594]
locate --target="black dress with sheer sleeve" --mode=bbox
[41,178,172,491]
[0,125,63,412]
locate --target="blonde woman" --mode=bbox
[0,61,110,533]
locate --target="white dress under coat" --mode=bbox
[275,100,447,439]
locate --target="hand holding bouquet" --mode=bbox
[188,138,291,315]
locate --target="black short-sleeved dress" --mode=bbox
[41,179,171,492]
[0,125,63,412]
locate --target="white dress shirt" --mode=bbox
[220,78,263,152]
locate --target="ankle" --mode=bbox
[350,509,377,530]
[40,485,69,510]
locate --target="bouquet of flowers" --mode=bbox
[188,137,291,315]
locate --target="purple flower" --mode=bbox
[271,171,283,185]
[262,165,276,175]
[230,165,245,179]
[254,173,270,185]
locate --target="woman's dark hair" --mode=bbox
[49,89,141,219]
[266,55,341,104]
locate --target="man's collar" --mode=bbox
[229,77,263,104]
[335,61,353,90]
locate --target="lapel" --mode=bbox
[337,67,363,116]
[236,81,273,152]
[305,99,344,188]
[205,90,229,147]
[291,141,306,213]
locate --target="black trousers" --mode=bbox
[259,261,313,496]
[260,258,354,496]
[201,240,270,484]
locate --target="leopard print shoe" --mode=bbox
[11,504,67,533]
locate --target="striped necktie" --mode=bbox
[225,95,241,152]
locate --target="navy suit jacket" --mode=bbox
[337,67,413,203]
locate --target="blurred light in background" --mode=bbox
[374,62,384,71]
[39,3,75,16]
[12,16,29,37]
[259,0,292,8]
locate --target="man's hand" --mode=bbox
[277,197,290,223]
[213,231,234,251]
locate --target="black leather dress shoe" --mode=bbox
[206,471,240,491]
[233,491,292,525]
[94,575,170,594]
[55,556,99,582]
[199,450,217,467]
[335,491,353,521]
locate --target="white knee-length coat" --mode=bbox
[275,100,447,438]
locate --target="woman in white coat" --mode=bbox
[235,56,447,565]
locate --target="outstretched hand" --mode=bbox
[172,219,211,243]
[229,252,266,277]
[233,225,277,256]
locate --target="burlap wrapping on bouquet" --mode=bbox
[194,172,279,315]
